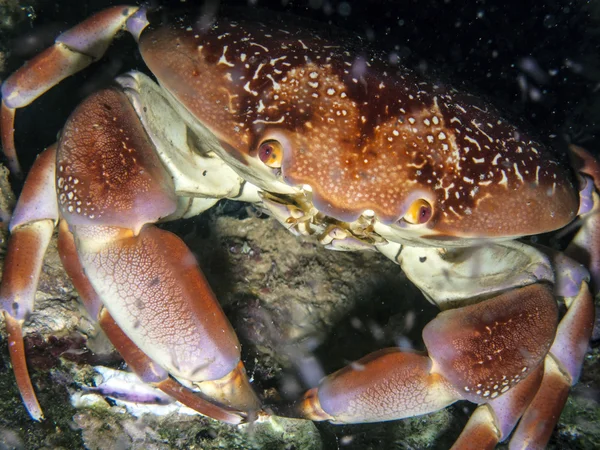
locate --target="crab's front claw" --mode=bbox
[59,220,261,423]
[58,218,259,423]
[1,84,261,422]
[291,284,565,449]
[296,349,460,423]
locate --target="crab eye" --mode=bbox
[258,140,283,168]
[403,199,433,224]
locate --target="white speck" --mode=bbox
[250,42,269,52]
[499,170,508,187]
[218,45,235,67]
[269,56,287,65]
[243,81,258,96]
[513,163,524,183]
[251,63,266,80]
[266,74,281,90]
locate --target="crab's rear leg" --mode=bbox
[503,147,600,448]
[509,286,593,448]
[451,279,594,449]
[1,5,146,175]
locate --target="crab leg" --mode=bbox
[291,284,560,448]
[0,145,59,420]
[1,5,147,175]
[567,145,600,293]
[58,86,258,418]
[2,84,260,421]
[450,363,544,450]
[508,282,594,448]
[57,220,259,423]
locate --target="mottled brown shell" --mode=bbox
[139,13,578,237]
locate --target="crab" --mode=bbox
[0,4,598,449]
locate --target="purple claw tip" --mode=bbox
[577,175,594,216]
[127,8,150,42]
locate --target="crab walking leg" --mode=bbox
[57,221,259,422]
[567,145,600,293]
[509,281,594,449]
[294,285,559,448]
[0,5,147,175]
[450,364,544,450]
[0,145,59,420]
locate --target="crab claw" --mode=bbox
[289,284,565,449]
[298,349,460,423]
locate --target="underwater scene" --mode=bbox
[0,0,599,448]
